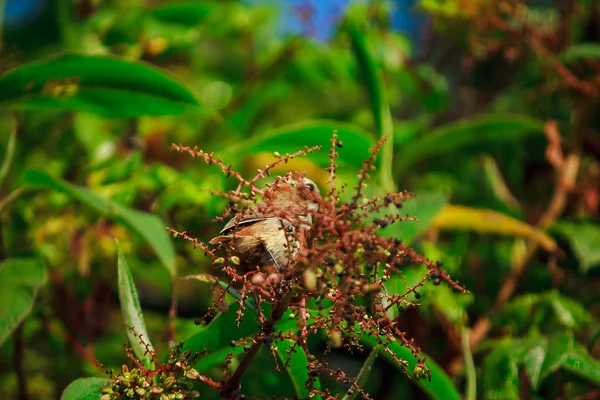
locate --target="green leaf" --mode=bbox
[502,291,594,333]
[225,120,375,168]
[0,53,199,118]
[150,1,216,27]
[524,341,547,391]
[117,244,155,363]
[482,342,521,400]
[548,291,594,329]
[342,346,379,400]
[361,335,460,400]
[560,43,600,62]
[480,154,522,212]
[179,302,262,370]
[429,284,472,326]
[275,339,322,400]
[0,258,47,346]
[61,377,108,400]
[177,284,329,372]
[346,21,395,192]
[385,191,448,245]
[539,331,573,383]
[395,115,544,173]
[553,222,600,273]
[23,170,176,276]
[563,344,600,385]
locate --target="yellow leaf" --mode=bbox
[431,205,557,252]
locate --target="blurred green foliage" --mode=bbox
[0,0,599,399]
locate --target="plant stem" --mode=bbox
[462,329,476,400]
[0,187,29,216]
[13,322,29,400]
[220,290,293,398]
[168,279,178,348]
[0,120,16,191]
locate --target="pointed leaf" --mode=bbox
[524,342,547,391]
[61,377,108,400]
[432,205,557,252]
[548,291,594,329]
[382,191,448,245]
[23,170,175,276]
[0,53,199,118]
[150,1,216,27]
[225,120,375,169]
[539,331,573,383]
[560,43,600,62]
[276,339,322,400]
[482,342,521,400]
[0,258,47,346]
[178,302,263,370]
[361,334,460,400]
[346,20,395,191]
[117,245,155,362]
[481,154,521,212]
[563,344,600,385]
[395,115,544,173]
[553,222,600,273]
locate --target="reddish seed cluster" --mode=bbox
[169,132,468,399]
[462,0,600,98]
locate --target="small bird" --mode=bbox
[209,172,320,271]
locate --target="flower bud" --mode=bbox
[213,257,225,265]
[414,363,427,380]
[329,330,343,348]
[251,273,266,286]
[303,270,317,291]
[185,368,201,380]
[163,376,176,389]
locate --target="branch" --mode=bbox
[449,152,580,375]
[220,290,293,398]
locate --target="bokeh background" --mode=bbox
[0,0,599,399]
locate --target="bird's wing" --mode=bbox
[220,214,270,235]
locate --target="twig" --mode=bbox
[220,290,293,398]
[0,187,30,216]
[0,121,17,191]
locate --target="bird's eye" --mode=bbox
[306,183,315,192]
